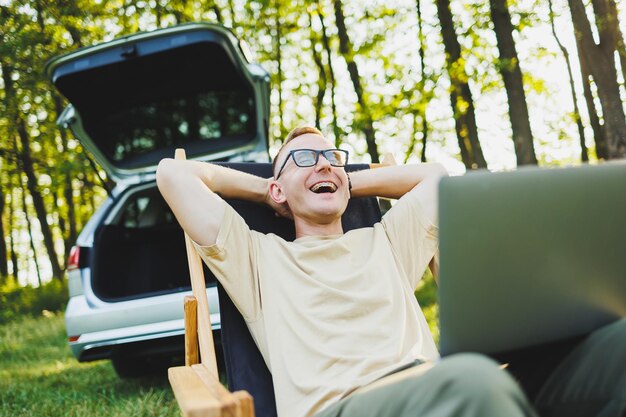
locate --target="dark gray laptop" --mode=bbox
[438,161,626,356]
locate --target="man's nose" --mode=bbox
[315,153,332,171]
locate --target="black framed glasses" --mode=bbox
[275,148,349,179]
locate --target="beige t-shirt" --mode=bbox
[193,191,439,417]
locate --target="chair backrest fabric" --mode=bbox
[214,162,382,417]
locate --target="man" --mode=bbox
[157,126,624,417]
[157,126,536,417]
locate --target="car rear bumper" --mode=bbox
[65,290,221,361]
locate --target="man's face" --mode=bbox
[271,134,350,225]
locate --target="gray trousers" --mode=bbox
[314,319,626,417]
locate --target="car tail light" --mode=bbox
[67,246,81,271]
[68,335,80,342]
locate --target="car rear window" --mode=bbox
[94,89,254,166]
[55,39,259,170]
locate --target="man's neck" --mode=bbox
[293,217,344,240]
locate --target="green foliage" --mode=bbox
[415,269,439,346]
[2,0,625,288]
[0,314,177,417]
[0,278,68,324]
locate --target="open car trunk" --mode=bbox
[46,23,270,301]
[46,23,270,182]
[91,185,216,301]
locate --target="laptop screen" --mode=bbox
[437,162,626,356]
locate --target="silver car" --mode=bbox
[46,23,271,377]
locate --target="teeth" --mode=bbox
[310,182,337,192]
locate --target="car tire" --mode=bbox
[109,336,225,380]
[111,351,177,378]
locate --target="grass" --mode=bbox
[0,313,179,417]
[0,273,439,417]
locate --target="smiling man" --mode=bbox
[156,126,536,417]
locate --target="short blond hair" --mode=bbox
[272,126,324,174]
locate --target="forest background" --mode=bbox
[1,0,626,304]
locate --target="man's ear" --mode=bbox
[269,180,287,204]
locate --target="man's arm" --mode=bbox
[349,163,448,224]
[350,162,447,283]
[156,159,283,246]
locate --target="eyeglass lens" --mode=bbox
[293,149,347,167]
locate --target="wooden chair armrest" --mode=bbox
[169,364,254,417]
[169,149,254,417]
[174,297,255,416]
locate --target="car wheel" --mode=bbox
[111,351,177,378]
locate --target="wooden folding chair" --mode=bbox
[167,150,395,417]
[168,148,254,417]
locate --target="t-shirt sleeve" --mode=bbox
[381,190,439,290]
[191,203,261,321]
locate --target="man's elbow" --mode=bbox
[429,162,449,180]
[156,158,176,193]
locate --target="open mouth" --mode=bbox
[309,181,338,194]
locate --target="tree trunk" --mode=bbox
[607,0,626,85]
[209,1,223,24]
[2,63,63,280]
[436,0,487,169]
[274,0,286,141]
[574,36,607,159]
[568,0,626,158]
[155,0,164,27]
[55,185,68,270]
[227,0,237,27]
[171,0,187,24]
[20,179,42,287]
[33,0,46,34]
[8,189,19,281]
[333,0,380,163]
[308,11,327,129]
[0,183,8,280]
[405,0,430,164]
[65,21,83,48]
[489,0,538,165]
[548,0,588,162]
[416,0,429,163]
[404,111,420,163]
[54,95,78,264]
[17,121,63,280]
[317,5,341,147]
[77,170,94,230]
